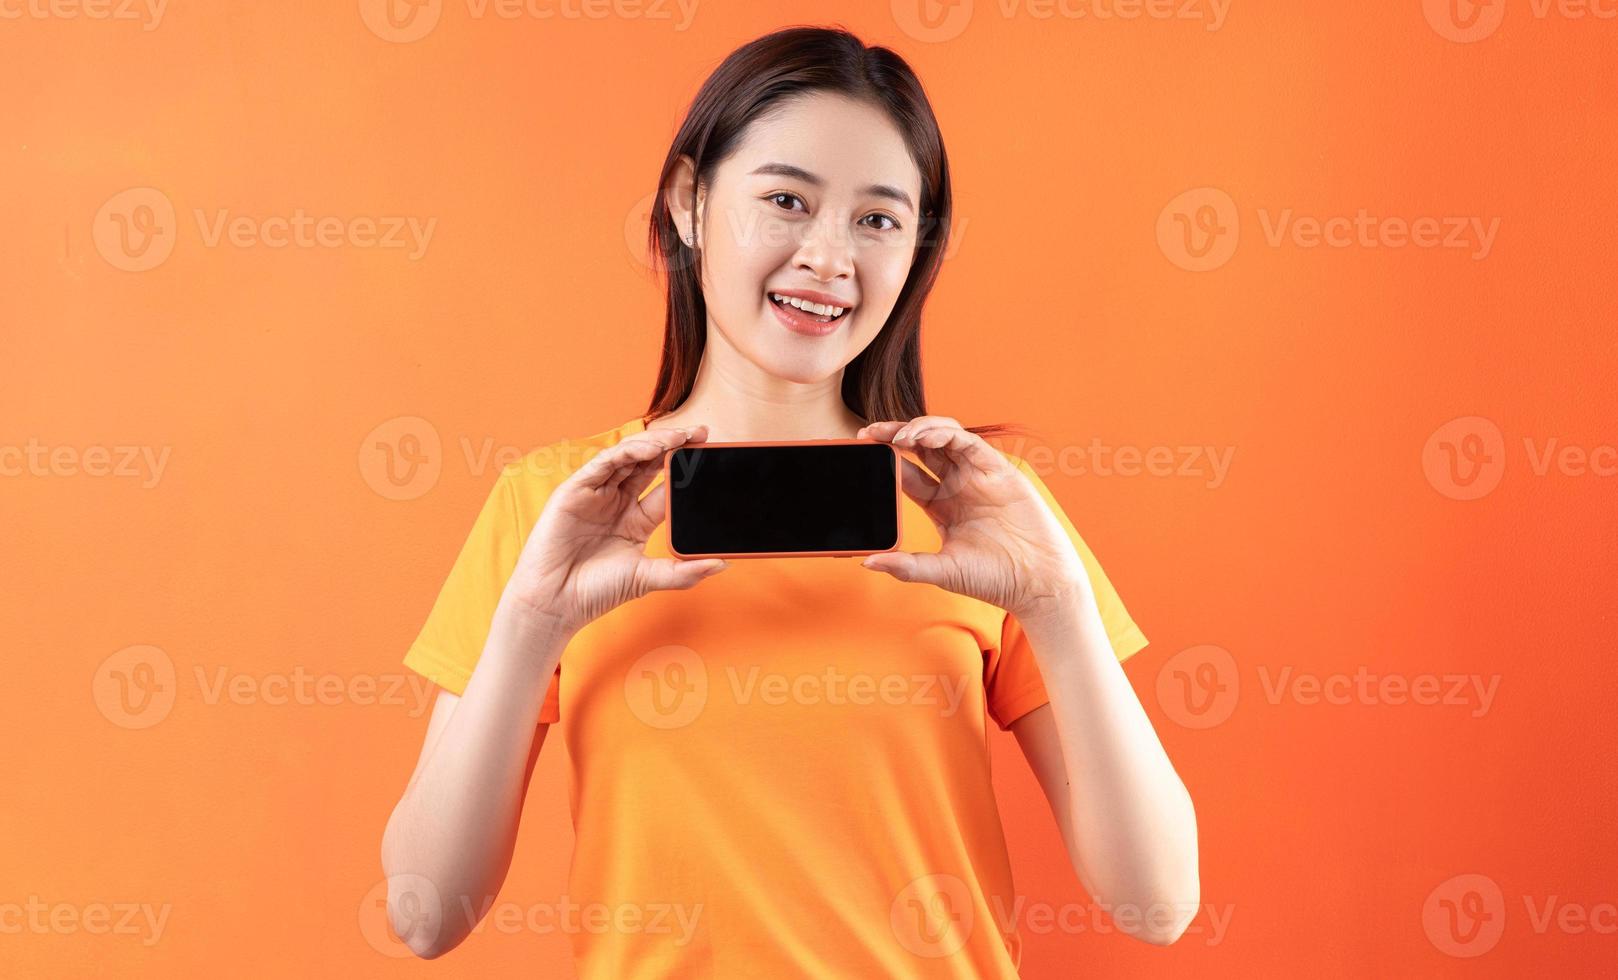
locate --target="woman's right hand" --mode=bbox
[496,422,728,637]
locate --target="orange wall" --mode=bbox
[4,2,1615,976]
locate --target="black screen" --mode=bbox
[667,443,899,556]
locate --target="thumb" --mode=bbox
[860,551,947,586]
[637,556,729,593]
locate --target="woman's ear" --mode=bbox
[664,153,702,245]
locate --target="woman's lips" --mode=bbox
[767,293,849,336]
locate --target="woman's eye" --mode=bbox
[765,194,898,232]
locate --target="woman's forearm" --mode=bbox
[380,600,573,957]
[1020,602,1200,944]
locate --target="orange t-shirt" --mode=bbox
[403,415,1148,978]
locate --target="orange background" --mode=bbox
[4,1,1615,976]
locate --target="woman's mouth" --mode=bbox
[767,291,852,336]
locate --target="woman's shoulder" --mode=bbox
[495,414,648,493]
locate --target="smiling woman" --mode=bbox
[641,30,1025,442]
[381,24,1195,979]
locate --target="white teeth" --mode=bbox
[771,293,847,318]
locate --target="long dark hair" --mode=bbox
[642,26,1027,444]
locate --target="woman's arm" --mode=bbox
[378,423,727,958]
[379,600,574,959]
[1008,606,1200,946]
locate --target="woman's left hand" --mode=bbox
[856,416,1095,624]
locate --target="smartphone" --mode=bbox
[663,438,902,559]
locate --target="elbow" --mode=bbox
[1134,896,1198,947]
[1127,871,1201,947]
[381,869,461,960]
[380,819,461,959]
[1119,812,1202,946]
[400,927,456,961]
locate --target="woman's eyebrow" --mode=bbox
[748,162,915,213]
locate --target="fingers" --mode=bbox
[637,555,728,593]
[575,423,708,492]
[630,478,668,535]
[615,450,667,500]
[897,455,941,506]
[859,549,956,590]
[861,417,1003,478]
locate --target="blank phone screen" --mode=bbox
[667,443,899,556]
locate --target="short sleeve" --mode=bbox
[402,465,562,724]
[984,456,1148,731]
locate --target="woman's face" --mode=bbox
[680,92,924,385]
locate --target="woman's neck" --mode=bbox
[649,398,867,443]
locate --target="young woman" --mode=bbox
[381,26,1198,976]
